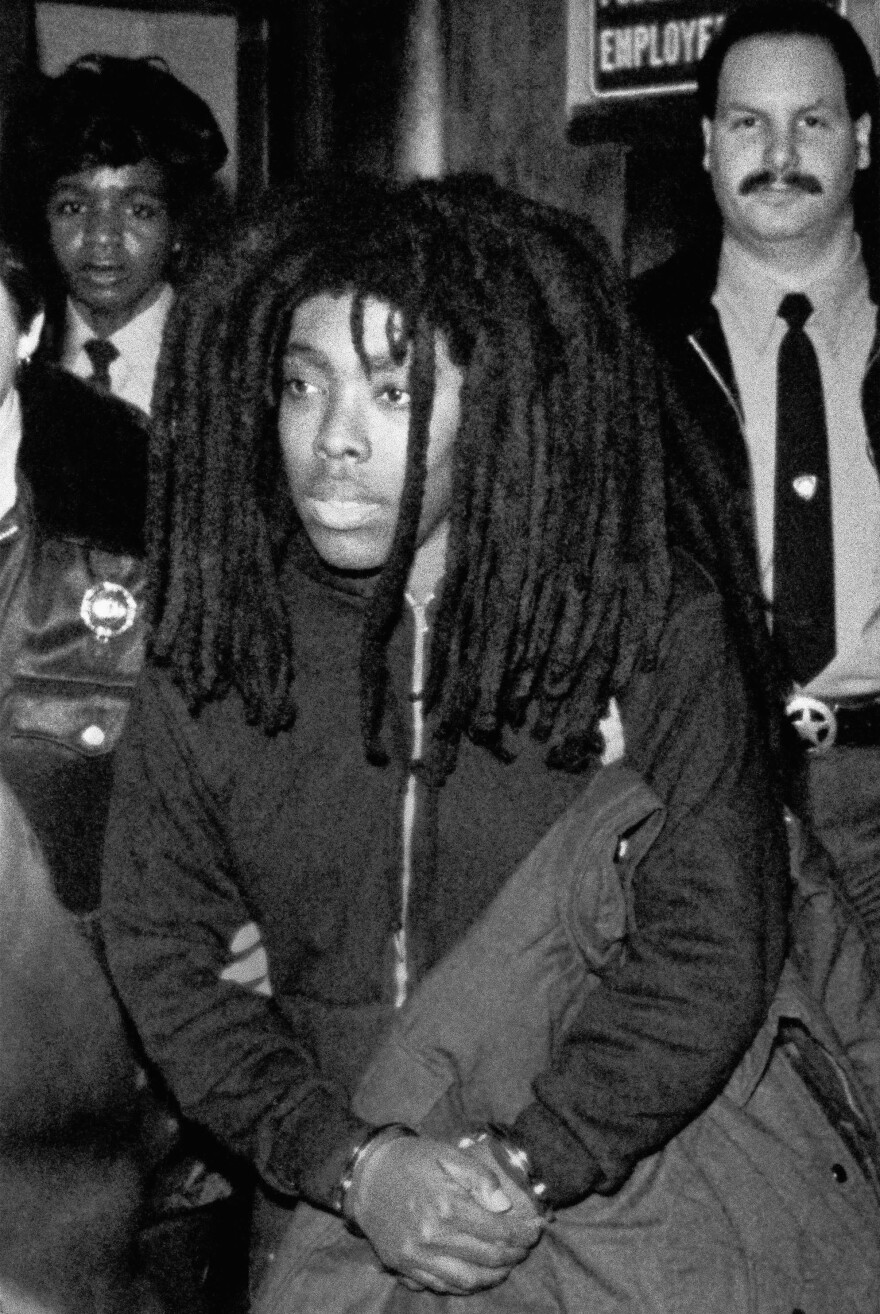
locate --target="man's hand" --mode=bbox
[456,1131,545,1221]
[347,1133,542,1294]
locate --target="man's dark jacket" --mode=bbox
[101,541,790,1241]
[632,242,880,569]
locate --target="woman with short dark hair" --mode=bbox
[7,54,228,415]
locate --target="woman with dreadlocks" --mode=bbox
[100,174,792,1302]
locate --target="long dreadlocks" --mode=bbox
[149,173,781,783]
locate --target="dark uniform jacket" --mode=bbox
[0,363,147,911]
[632,242,880,572]
[0,370,158,1310]
[0,366,249,1311]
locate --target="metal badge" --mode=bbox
[80,581,138,643]
[792,475,819,501]
[785,692,837,755]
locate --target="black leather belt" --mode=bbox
[786,693,880,755]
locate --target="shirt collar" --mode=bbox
[65,283,174,367]
[715,230,871,356]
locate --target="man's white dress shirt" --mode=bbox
[714,232,880,699]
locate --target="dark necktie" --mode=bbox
[773,292,836,684]
[82,337,119,392]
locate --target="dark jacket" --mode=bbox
[0,367,162,1312]
[632,242,880,556]
[255,778,880,1314]
[101,540,789,1228]
[0,363,147,911]
[0,364,248,1314]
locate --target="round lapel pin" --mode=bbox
[81,581,138,642]
[792,475,819,501]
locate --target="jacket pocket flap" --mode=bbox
[6,690,131,756]
[563,763,666,966]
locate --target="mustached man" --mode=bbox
[636,0,880,969]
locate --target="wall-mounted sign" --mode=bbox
[593,0,725,98]
[567,0,846,110]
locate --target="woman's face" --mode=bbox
[46,160,174,336]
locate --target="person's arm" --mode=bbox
[510,564,790,1206]
[100,667,371,1200]
[100,666,539,1293]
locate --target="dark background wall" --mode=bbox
[13,0,880,276]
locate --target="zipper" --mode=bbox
[392,591,432,1008]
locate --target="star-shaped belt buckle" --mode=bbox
[785,693,837,756]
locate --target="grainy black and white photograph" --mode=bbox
[1,0,880,1310]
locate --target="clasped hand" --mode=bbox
[347,1133,543,1294]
